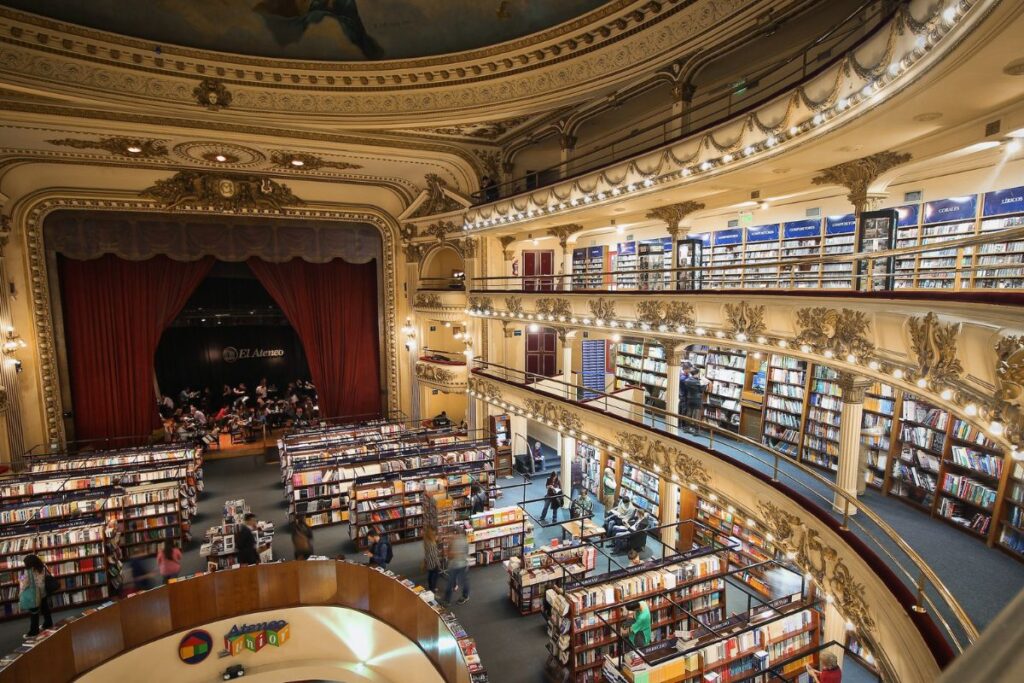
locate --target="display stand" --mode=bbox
[468,506,532,567]
[506,542,597,615]
[490,414,513,477]
[693,497,772,597]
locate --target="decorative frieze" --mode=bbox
[907,312,962,387]
[547,224,584,249]
[994,335,1024,445]
[811,151,912,213]
[523,398,582,433]
[635,300,695,330]
[468,296,493,312]
[415,362,457,384]
[535,297,573,320]
[411,175,464,218]
[588,298,616,322]
[504,296,524,317]
[723,301,766,338]
[645,200,705,237]
[413,293,442,309]
[47,136,168,158]
[615,431,709,486]
[140,171,301,212]
[193,78,232,110]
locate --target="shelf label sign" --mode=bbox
[745,224,779,243]
[713,228,743,245]
[924,195,977,223]
[782,219,821,239]
[895,204,920,227]
[825,214,855,235]
[983,186,1024,217]
[223,619,290,656]
[616,241,636,255]
[692,232,712,246]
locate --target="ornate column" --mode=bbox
[0,226,26,462]
[835,372,873,515]
[661,483,680,548]
[498,235,516,284]
[663,340,687,435]
[558,327,576,401]
[822,602,849,669]
[560,433,576,508]
[645,201,704,289]
[547,224,582,292]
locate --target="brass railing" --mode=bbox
[470,359,979,659]
[469,224,1024,294]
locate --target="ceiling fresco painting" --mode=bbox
[0,0,611,61]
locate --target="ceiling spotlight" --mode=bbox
[215,154,228,162]
[290,158,305,167]
[126,145,142,154]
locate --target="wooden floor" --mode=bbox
[202,429,282,460]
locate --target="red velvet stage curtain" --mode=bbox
[59,255,214,441]
[247,258,382,419]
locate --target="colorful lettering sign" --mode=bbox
[692,232,712,247]
[895,204,920,228]
[179,629,213,665]
[223,620,290,656]
[713,228,743,245]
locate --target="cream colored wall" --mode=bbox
[77,606,444,683]
[421,388,466,425]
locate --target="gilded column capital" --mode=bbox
[501,320,516,339]
[811,151,912,214]
[546,224,584,249]
[645,200,705,238]
[498,235,517,261]
[837,372,873,404]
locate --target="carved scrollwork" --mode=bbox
[645,200,705,237]
[615,432,709,486]
[426,220,459,243]
[523,398,582,433]
[140,171,301,212]
[411,174,465,218]
[269,151,362,171]
[794,307,875,358]
[498,235,517,261]
[0,387,8,413]
[546,223,584,248]
[460,236,479,258]
[403,242,425,264]
[907,312,963,387]
[588,298,617,321]
[469,377,502,401]
[636,300,695,330]
[193,77,232,110]
[723,301,766,337]
[468,296,493,312]
[400,223,418,242]
[47,136,168,158]
[415,362,457,384]
[994,335,1024,445]
[413,293,442,309]
[536,297,574,320]
[811,151,912,211]
[757,500,876,634]
[505,296,524,317]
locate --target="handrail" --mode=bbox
[468,223,1024,294]
[469,358,979,657]
[471,0,895,203]
[0,561,477,683]
[419,348,470,365]
[418,276,466,291]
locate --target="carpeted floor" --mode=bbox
[0,435,1001,681]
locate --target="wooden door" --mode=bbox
[523,249,555,291]
[525,326,558,378]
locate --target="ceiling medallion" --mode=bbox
[141,170,302,212]
[173,142,265,168]
[269,151,363,172]
[46,136,168,158]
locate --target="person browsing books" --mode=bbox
[621,600,651,648]
[366,531,392,569]
[806,652,842,683]
[290,514,314,560]
[19,554,53,638]
[540,473,563,523]
[156,539,182,583]
[235,513,261,565]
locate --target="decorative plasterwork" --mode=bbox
[994,336,1024,446]
[645,200,705,237]
[415,362,466,390]
[794,307,875,359]
[615,431,709,486]
[836,372,873,404]
[0,387,8,413]
[403,242,425,264]
[410,175,465,219]
[587,298,616,322]
[757,500,877,635]
[140,171,302,212]
[523,398,582,434]
[468,296,493,312]
[811,151,913,212]
[468,377,502,401]
[535,297,573,320]
[193,78,232,110]
[907,312,963,388]
[16,195,401,445]
[635,300,694,330]
[723,301,766,338]
[425,220,460,243]
[547,224,583,249]
[268,151,363,172]
[473,150,502,181]
[46,136,168,158]
[171,141,265,167]
[498,236,517,261]
[412,117,533,141]
[413,293,442,309]
[504,297,524,317]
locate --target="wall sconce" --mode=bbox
[2,327,26,355]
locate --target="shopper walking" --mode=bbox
[290,514,314,560]
[367,531,392,569]
[156,539,182,583]
[235,512,261,565]
[422,527,443,593]
[19,554,53,637]
[540,473,562,523]
[443,529,470,606]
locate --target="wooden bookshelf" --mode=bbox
[468,506,532,567]
[698,347,746,432]
[889,395,948,510]
[761,354,808,459]
[693,497,773,597]
[800,365,842,472]
[861,382,897,490]
[507,543,597,615]
[616,339,668,411]
[620,461,663,518]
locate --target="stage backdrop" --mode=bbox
[155,325,310,406]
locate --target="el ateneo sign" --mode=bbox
[222,619,291,655]
[221,346,285,364]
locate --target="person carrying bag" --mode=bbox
[19,554,54,638]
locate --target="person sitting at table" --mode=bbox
[603,496,633,533]
[570,489,594,519]
[612,512,655,554]
[293,407,310,428]
[433,410,451,428]
[189,405,207,427]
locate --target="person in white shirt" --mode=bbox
[190,405,207,426]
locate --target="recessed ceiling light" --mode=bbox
[126,145,142,154]
[1007,128,1024,138]
[214,154,228,162]
[290,158,305,167]
[959,141,1000,154]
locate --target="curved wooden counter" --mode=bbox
[0,561,474,683]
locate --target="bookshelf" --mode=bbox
[614,241,638,289]
[780,219,823,288]
[506,543,597,615]
[974,187,1024,288]
[998,461,1024,559]
[761,354,808,459]
[742,224,780,288]
[916,196,978,290]
[468,506,532,567]
[120,483,185,559]
[708,229,743,288]
[889,395,948,510]
[615,339,668,411]
[619,462,662,518]
[693,497,773,597]
[350,476,425,549]
[572,246,612,290]
[935,419,1002,538]
[801,365,842,472]
[821,214,856,288]
[489,414,513,477]
[893,204,921,289]
[0,518,110,619]
[638,237,674,291]
[547,552,728,682]
[577,443,603,497]
[861,382,897,490]
[846,632,879,674]
[699,347,746,432]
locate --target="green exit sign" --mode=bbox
[739,212,754,226]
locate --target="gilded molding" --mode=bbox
[504,296,524,317]
[411,175,464,219]
[268,151,362,171]
[837,372,873,404]
[415,361,459,385]
[547,223,584,249]
[140,171,302,212]
[498,235,517,262]
[46,136,168,158]
[535,297,573,320]
[473,149,502,181]
[523,398,582,434]
[723,301,766,338]
[645,200,705,237]
[811,151,912,212]
[460,236,479,259]
[17,195,402,445]
[757,500,877,635]
[907,312,963,387]
[635,300,694,330]
[193,78,233,110]
[413,293,443,309]
[425,220,460,243]
[615,431,709,486]
[469,377,502,401]
[468,296,493,312]
[587,298,616,321]
[403,242,425,264]
[993,335,1024,445]
[0,387,7,413]
[794,307,875,359]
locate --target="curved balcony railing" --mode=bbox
[471,0,895,203]
[469,224,1024,297]
[469,359,979,660]
[418,276,466,292]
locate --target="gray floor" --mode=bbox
[0,436,1011,682]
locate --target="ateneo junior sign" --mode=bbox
[223,619,291,655]
[221,346,285,363]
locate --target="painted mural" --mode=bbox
[0,0,611,61]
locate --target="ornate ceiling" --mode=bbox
[0,0,612,61]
